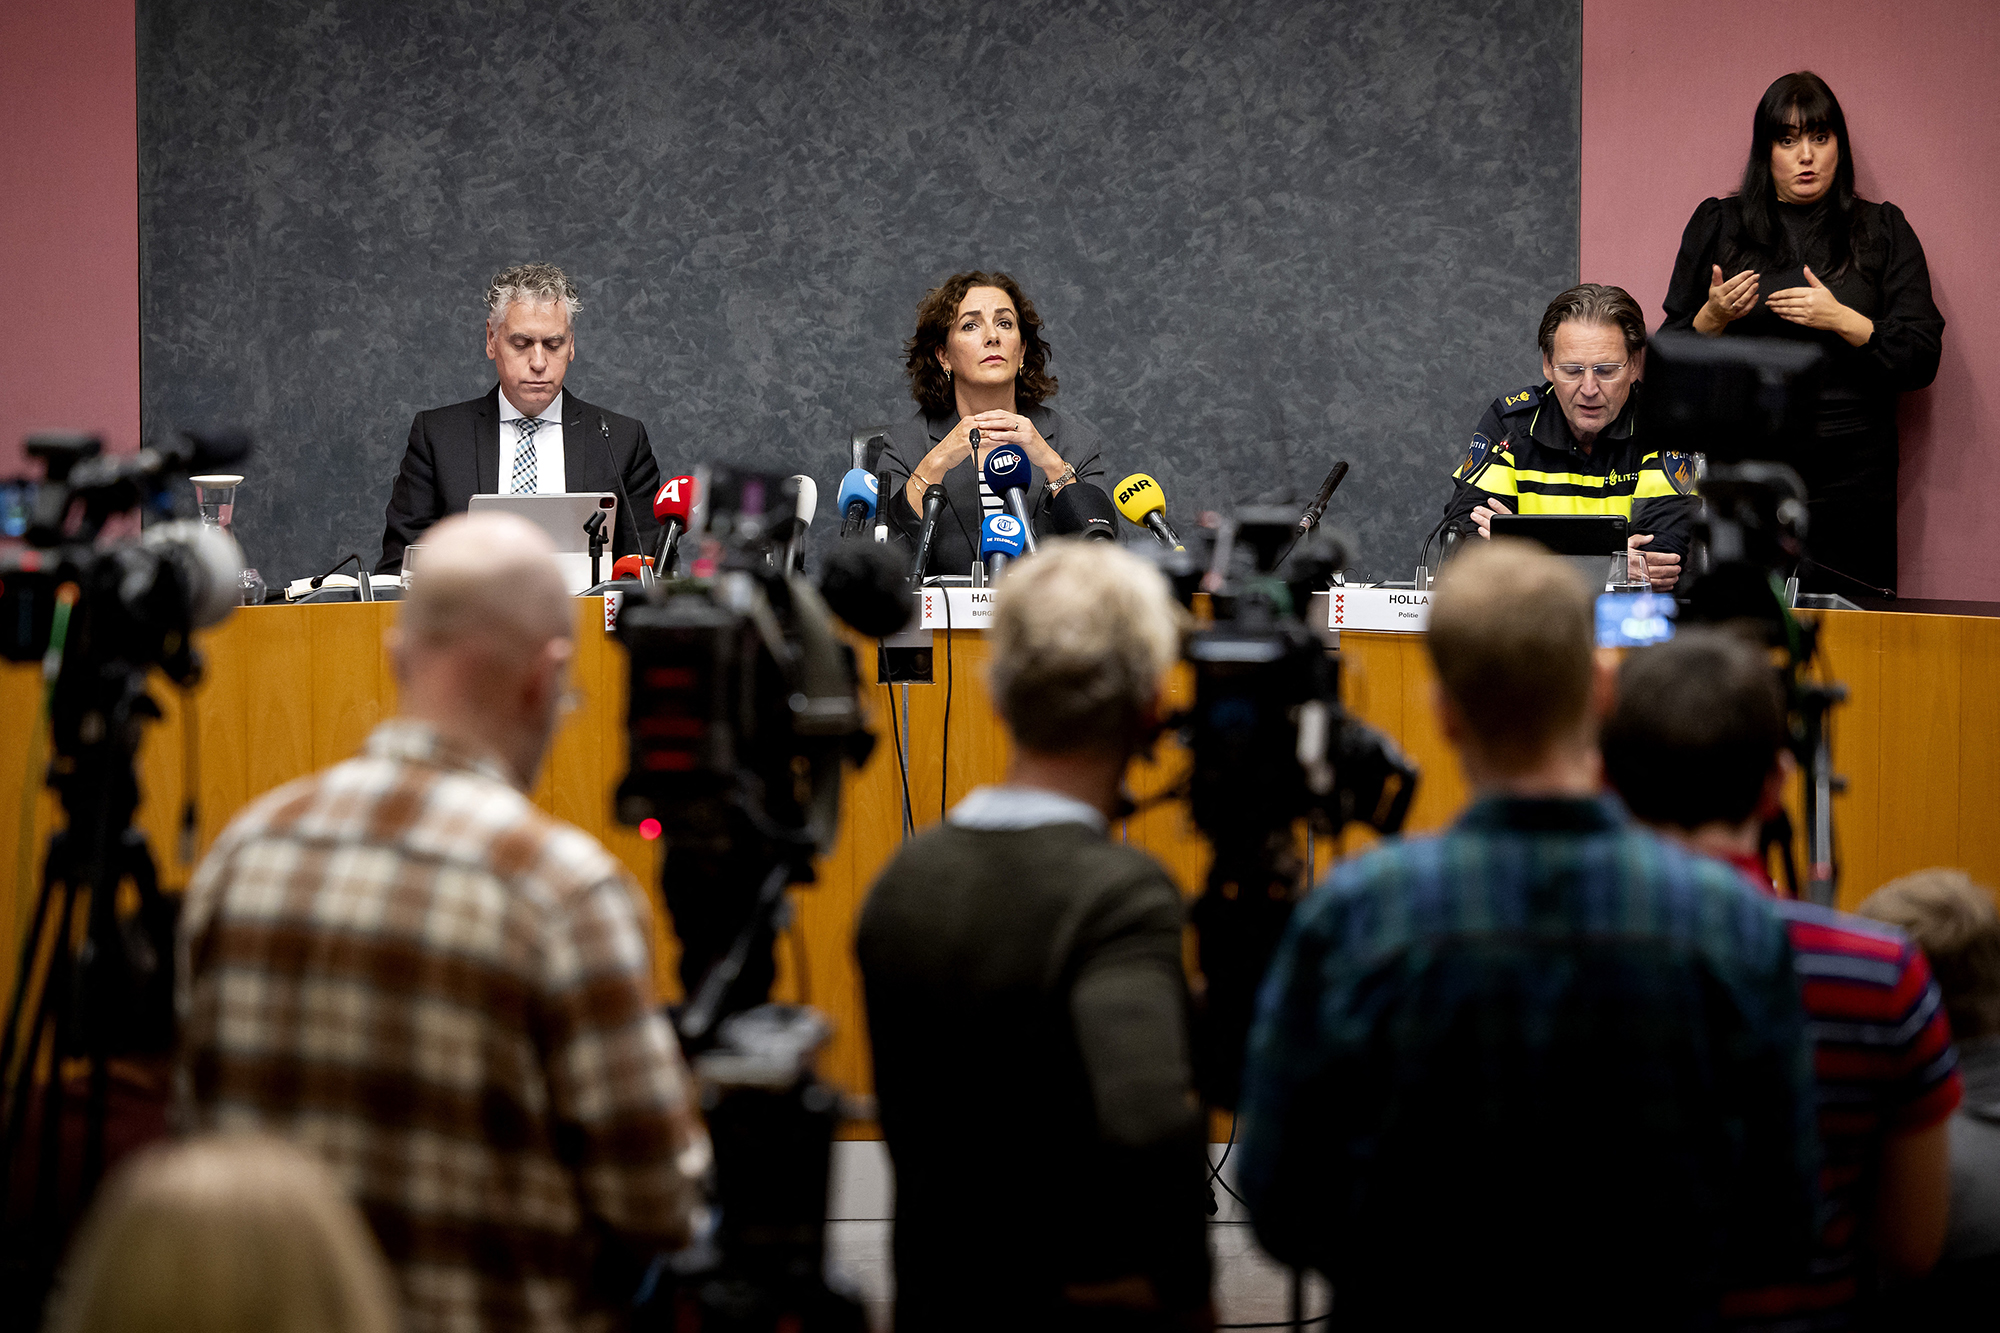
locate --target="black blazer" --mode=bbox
[377,385,665,574]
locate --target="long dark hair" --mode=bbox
[1733,71,1861,275]
[903,271,1057,416]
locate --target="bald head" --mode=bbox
[393,513,575,789]
[1428,540,1597,770]
[401,513,572,654]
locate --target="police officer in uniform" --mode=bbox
[1438,283,1698,592]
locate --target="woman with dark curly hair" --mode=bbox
[880,270,1106,578]
[1662,71,1944,597]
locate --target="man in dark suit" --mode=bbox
[377,262,664,574]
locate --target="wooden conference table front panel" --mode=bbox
[1,601,1994,1120]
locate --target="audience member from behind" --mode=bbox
[1860,869,2000,1327]
[178,512,710,1333]
[855,540,1210,1332]
[1236,541,1819,1332]
[46,1133,397,1333]
[1604,628,1960,1328]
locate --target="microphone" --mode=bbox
[611,554,649,581]
[874,469,893,543]
[652,475,697,575]
[1112,473,1183,549]
[1296,460,1351,535]
[1048,482,1118,541]
[838,468,879,538]
[820,539,915,637]
[909,482,948,582]
[785,474,817,573]
[980,444,1038,554]
[594,415,646,563]
[979,513,1026,580]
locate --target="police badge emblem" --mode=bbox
[1660,451,1698,496]
[1456,432,1496,482]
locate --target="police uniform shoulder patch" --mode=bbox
[1455,431,1501,481]
[1493,384,1542,416]
[1660,450,1698,495]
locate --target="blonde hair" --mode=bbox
[1858,868,2000,1040]
[1427,540,1596,767]
[46,1134,399,1333]
[988,539,1183,754]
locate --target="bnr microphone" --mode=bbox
[979,512,1026,580]
[910,482,949,582]
[1112,473,1184,549]
[785,474,817,573]
[979,444,1038,553]
[653,474,697,575]
[1048,482,1118,541]
[837,468,879,538]
[1296,460,1351,534]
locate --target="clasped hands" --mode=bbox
[1703,263,1874,347]
[1469,497,1681,592]
[933,410,1064,476]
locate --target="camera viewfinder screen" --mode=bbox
[1596,591,1676,649]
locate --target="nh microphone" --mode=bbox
[1048,482,1118,541]
[909,482,948,582]
[1296,460,1351,535]
[611,554,650,581]
[785,474,818,573]
[837,468,879,538]
[653,474,697,575]
[1112,473,1183,549]
[979,512,1026,580]
[980,444,1038,554]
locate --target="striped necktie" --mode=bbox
[510,416,545,494]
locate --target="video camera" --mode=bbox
[612,464,907,1332]
[1151,507,1418,1108]
[0,428,250,1310]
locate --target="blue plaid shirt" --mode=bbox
[1237,796,1820,1330]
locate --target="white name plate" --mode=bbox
[1324,586,1431,633]
[916,585,997,630]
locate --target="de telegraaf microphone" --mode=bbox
[653,474,697,574]
[980,444,1038,554]
[910,482,949,582]
[1112,473,1184,550]
[979,512,1026,580]
[837,467,879,538]
[1297,460,1351,534]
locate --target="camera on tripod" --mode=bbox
[0,427,251,1306]
[613,464,907,1331]
[1150,507,1419,1107]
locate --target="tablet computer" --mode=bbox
[468,492,619,594]
[1488,513,1628,555]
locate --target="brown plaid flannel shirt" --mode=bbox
[177,720,710,1333]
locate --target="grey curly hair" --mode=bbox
[485,262,582,327]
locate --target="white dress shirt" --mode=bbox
[497,391,567,494]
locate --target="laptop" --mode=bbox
[468,492,620,594]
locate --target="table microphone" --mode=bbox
[594,414,646,561]
[611,554,650,581]
[786,474,817,573]
[1296,460,1351,535]
[1112,473,1184,549]
[873,468,893,542]
[837,468,878,537]
[980,444,1038,553]
[653,475,696,574]
[910,482,948,582]
[980,513,1026,580]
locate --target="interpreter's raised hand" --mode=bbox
[969,410,1063,475]
[1765,267,1874,345]
[1627,534,1681,592]
[1704,265,1760,325]
[1469,495,1512,539]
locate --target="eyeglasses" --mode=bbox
[1551,362,1631,384]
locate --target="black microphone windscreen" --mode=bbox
[1048,483,1118,540]
[819,539,914,637]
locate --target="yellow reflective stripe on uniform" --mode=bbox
[1471,459,1519,497]
[1633,452,1680,498]
[1510,492,1638,517]
[1513,468,1644,490]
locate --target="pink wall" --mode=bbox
[0,0,139,470]
[1582,0,2000,602]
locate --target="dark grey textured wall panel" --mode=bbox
[139,0,1579,585]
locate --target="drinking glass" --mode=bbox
[190,474,244,531]
[400,544,426,589]
[239,567,266,606]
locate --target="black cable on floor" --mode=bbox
[885,681,914,835]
